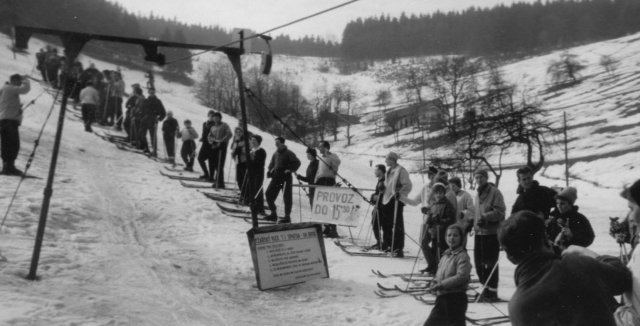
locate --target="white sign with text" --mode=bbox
[311,187,363,227]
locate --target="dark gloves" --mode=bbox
[379,184,386,192]
[421,207,430,215]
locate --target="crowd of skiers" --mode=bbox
[362,153,640,326]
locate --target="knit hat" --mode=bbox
[435,177,449,186]
[556,187,578,205]
[433,182,446,193]
[386,152,399,162]
[474,169,489,179]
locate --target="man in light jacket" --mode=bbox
[79,81,100,133]
[0,74,31,175]
[473,169,506,302]
[380,152,412,257]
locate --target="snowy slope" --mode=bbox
[0,30,634,326]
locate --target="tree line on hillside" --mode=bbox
[341,0,640,60]
[0,0,339,82]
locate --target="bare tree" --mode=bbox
[427,56,482,136]
[376,61,430,103]
[599,54,619,77]
[374,88,392,109]
[547,52,585,85]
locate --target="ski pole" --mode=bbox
[391,195,399,256]
[474,251,503,304]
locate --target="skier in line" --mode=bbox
[296,147,319,206]
[177,119,198,172]
[511,166,557,221]
[399,166,437,270]
[207,112,232,189]
[473,168,506,302]
[79,81,100,133]
[368,164,386,251]
[197,110,216,181]
[0,74,31,175]
[108,71,125,130]
[614,179,640,325]
[423,224,471,326]
[265,137,301,224]
[315,141,341,238]
[546,187,595,249]
[124,84,144,145]
[499,210,631,326]
[424,183,456,272]
[380,152,412,257]
[137,88,166,155]
[35,48,47,82]
[161,110,179,164]
[230,126,251,201]
[448,177,475,248]
[44,48,61,89]
[248,135,268,218]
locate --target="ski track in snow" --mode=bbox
[0,31,638,325]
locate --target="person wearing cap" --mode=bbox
[511,166,558,221]
[197,110,216,181]
[433,171,459,218]
[423,182,457,273]
[380,151,412,257]
[296,147,319,207]
[137,88,166,155]
[547,187,594,249]
[315,140,341,238]
[177,119,198,172]
[499,210,631,326]
[473,168,506,302]
[399,165,439,270]
[162,110,179,164]
[207,112,233,188]
[0,74,31,175]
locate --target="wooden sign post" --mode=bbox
[247,223,329,290]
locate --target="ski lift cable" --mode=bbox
[0,86,62,237]
[163,0,361,66]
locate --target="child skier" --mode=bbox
[424,224,471,326]
[177,120,198,172]
[424,183,457,274]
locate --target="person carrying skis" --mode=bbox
[368,164,387,251]
[248,135,268,217]
[473,168,506,302]
[197,110,216,181]
[162,110,179,164]
[0,74,31,175]
[380,152,412,257]
[177,119,198,172]
[511,166,557,221]
[265,137,301,224]
[499,210,631,326]
[547,187,595,249]
[315,141,341,238]
[137,88,165,155]
[296,147,319,206]
[207,112,232,189]
[423,224,471,326]
[79,81,100,133]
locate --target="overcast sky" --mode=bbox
[113,0,540,42]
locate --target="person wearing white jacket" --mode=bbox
[0,74,30,175]
[79,81,100,132]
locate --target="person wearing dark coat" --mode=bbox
[35,48,47,82]
[137,88,166,155]
[161,111,179,163]
[230,126,252,200]
[296,148,319,207]
[197,111,216,180]
[368,164,386,250]
[547,187,595,248]
[265,137,301,224]
[499,210,631,326]
[425,183,457,271]
[124,84,142,142]
[511,167,558,221]
[248,135,267,216]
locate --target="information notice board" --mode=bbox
[247,223,329,290]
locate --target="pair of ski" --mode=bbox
[215,202,275,225]
[465,315,511,326]
[333,240,418,259]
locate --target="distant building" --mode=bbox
[384,100,445,131]
[335,113,361,127]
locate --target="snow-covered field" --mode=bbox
[0,30,636,326]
